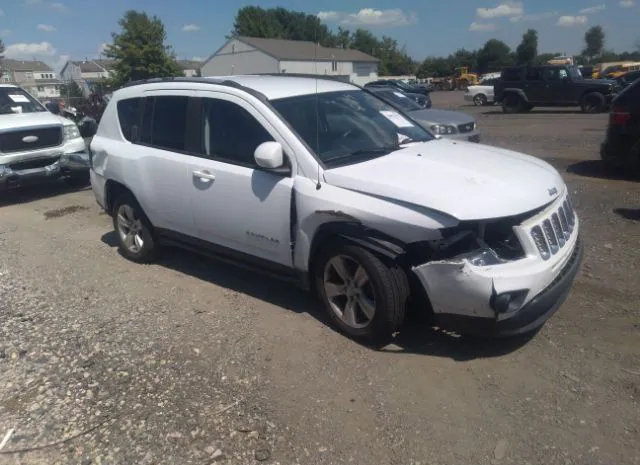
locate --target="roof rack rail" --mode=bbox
[116,76,267,101]
[246,72,355,83]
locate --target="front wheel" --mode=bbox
[315,242,409,344]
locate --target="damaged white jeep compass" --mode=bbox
[89,75,583,342]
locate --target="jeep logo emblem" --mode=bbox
[22,135,39,143]
[548,187,558,196]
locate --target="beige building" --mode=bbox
[0,59,62,99]
[60,59,116,96]
[201,36,379,85]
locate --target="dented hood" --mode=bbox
[322,139,564,221]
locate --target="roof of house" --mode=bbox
[0,59,53,72]
[69,59,116,73]
[215,36,379,63]
[177,60,201,70]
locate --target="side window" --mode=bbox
[149,96,189,151]
[501,68,521,81]
[526,67,543,81]
[116,97,141,142]
[543,68,564,81]
[201,98,274,166]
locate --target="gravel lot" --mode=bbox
[1,91,639,465]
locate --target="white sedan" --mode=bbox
[464,77,499,106]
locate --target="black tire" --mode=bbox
[473,94,488,106]
[502,93,524,114]
[314,241,409,344]
[522,103,534,112]
[111,192,157,263]
[64,171,90,188]
[581,92,605,113]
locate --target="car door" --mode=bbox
[523,67,549,103]
[113,91,196,236]
[185,91,295,268]
[543,67,572,104]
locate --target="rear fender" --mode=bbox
[292,176,459,271]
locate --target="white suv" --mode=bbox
[89,75,582,343]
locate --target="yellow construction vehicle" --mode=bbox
[454,67,479,90]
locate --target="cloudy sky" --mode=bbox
[0,0,638,72]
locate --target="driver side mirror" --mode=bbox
[254,141,286,170]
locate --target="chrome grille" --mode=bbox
[457,122,476,133]
[529,194,577,260]
[0,125,63,153]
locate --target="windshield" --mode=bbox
[568,66,583,80]
[271,90,433,166]
[0,87,46,114]
[373,90,422,112]
[393,80,415,92]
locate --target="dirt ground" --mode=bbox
[1,91,638,465]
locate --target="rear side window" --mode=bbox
[525,67,543,81]
[116,98,141,141]
[614,79,640,106]
[501,68,521,81]
[147,96,189,152]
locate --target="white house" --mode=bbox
[201,36,379,85]
[60,59,115,97]
[177,60,202,77]
[0,59,62,98]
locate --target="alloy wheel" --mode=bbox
[323,255,376,329]
[116,204,145,254]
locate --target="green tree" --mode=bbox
[583,25,605,62]
[516,29,538,64]
[477,39,513,73]
[104,10,182,88]
[60,80,85,99]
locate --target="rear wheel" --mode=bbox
[502,93,524,113]
[473,94,488,106]
[315,242,409,344]
[112,193,157,263]
[581,92,605,113]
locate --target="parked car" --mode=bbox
[89,75,582,343]
[367,86,480,142]
[464,77,499,106]
[494,65,619,113]
[0,84,91,191]
[364,79,431,96]
[600,77,640,174]
[615,70,640,89]
[364,82,431,108]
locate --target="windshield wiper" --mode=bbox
[399,137,431,145]
[323,146,399,164]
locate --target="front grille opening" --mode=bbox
[0,126,63,153]
[457,122,475,133]
[9,156,60,171]
[531,226,551,260]
[483,218,526,260]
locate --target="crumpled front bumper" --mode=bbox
[0,151,90,191]
[412,192,582,337]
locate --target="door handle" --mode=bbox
[193,170,216,182]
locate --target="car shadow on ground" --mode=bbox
[101,231,533,361]
[0,182,89,207]
[481,109,585,116]
[613,208,640,221]
[566,159,639,181]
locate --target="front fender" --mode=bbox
[503,88,529,102]
[293,176,458,271]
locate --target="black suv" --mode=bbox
[600,78,640,174]
[494,65,618,113]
